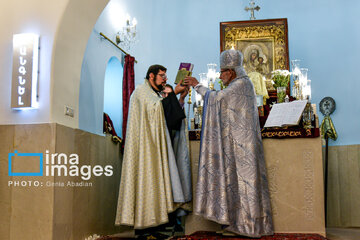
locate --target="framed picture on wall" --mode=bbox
[220,18,290,97]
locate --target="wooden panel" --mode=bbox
[327,144,360,227]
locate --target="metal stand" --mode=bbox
[324,135,329,227]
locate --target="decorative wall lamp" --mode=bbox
[115,14,138,50]
[11,33,39,109]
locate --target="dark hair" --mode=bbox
[164,84,174,91]
[146,64,167,80]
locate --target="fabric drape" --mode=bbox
[122,54,135,142]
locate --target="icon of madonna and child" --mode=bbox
[237,41,275,96]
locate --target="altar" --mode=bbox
[185,136,326,237]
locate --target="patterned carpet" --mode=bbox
[100,231,328,240]
[170,231,328,240]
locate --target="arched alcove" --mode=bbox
[77,0,128,135]
[51,0,109,129]
[104,57,123,137]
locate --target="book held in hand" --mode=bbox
[175,62,194,84]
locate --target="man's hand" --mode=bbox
[179,87,189,105]
[174,79,188,95]
[180,87,189,98]
[183,76,199,87]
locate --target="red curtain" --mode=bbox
[122,54,135,145]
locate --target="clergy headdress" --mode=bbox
[220,49,247,78]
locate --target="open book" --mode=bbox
[264,100,308,128]
[174,62,194,84]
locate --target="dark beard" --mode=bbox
[156,83,164,91]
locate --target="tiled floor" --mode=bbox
[326,228,360,240]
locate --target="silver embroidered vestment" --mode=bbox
[194,76,274,237]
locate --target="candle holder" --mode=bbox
[187,87,192,105]
[207,63,217,90]
[291,59,301,99]
[303,102,314,129]
[299,68,308,100]
[199,73,208,86]
[198,105,203,129]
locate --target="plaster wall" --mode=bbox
[0,0,69,125]
[0,0,357,145]
[79,0,359,145]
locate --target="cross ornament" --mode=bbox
[245,0,260,20]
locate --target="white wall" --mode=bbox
[85,0,357,146]
[1,0,358,146]
[79,0,155,135]
[51,0,109,129]
[78,0,126,135]
[0,0,108,130]
[0,0,69,125]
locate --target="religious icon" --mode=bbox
[220,18,290,97]
[241,42,273,79]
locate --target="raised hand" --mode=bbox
[179,87,189,105]
[174,79,188,95]
[183,76,199,87]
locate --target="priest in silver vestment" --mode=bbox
[184,49,274,237]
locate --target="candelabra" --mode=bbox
[191,64,221,129]
[299,68,309,100]
[193,103,203,129]
[291,60,301,99]
[291,59,313,128]
[199,73,208,88]
[190,73,207,129]
[187,87,192,105]
[291,60,312,101]
[116,14,138,50]
[207,63,217,90]
[303,102,314,129]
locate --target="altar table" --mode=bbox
[185,137,326,237]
